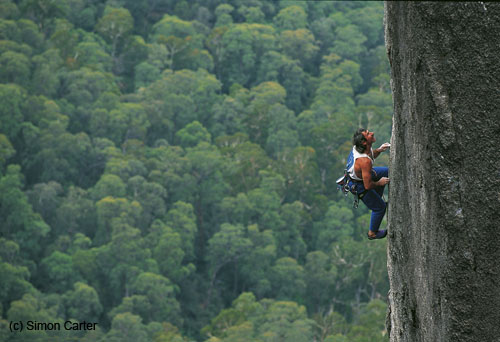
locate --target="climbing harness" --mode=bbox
[336,153,366,209]
[336,172,365,209]
[336,169,351,197]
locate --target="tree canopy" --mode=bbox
[0,1,391,341]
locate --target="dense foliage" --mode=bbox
[0,1,392,341]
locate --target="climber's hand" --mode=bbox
[379,142,391,151]
[377,177,390,186]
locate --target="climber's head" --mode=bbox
[353,128,375,153]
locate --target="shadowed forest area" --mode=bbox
[0,1,391,341]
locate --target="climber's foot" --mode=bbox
[367,230,387,240]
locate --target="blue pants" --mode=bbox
[351,167,389,232]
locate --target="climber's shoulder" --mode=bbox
[355,156,373,170]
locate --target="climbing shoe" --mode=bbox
[367,229,387,240]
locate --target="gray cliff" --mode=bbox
[384,2,500,342]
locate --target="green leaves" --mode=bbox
[0,1,19,20]
[0,134,15,168]
[259,301,314,342]
[0,50,31,86]
[64,282,103,322]
[142,69,221,143]
[31,49,63,96]
[270,257,306,302]
[130,272,181,325]
[20,0,68,31]
[203,292,315,342]
[0,248,33,310]
[176,121,211,148]
[332,25,367,62]
[274,6,308,31]
[218,23,276,89]
[208,223,252,271]
[152,14,206,71]
[146,220,190,282]
[0,84,25,139]
[40,251,80,293]
[0,165,50,258]
[279,29,319,66]
[63,67,119,109]
[95,7,134,57]
[305,251,337,311]
[105,312,149,342]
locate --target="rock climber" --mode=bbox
[348,128,390,240]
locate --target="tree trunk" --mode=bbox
[384,2,500,341]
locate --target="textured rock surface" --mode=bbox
[384,2,500,342]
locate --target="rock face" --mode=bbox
[384,2,500,342]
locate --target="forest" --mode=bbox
[0,1,392,341]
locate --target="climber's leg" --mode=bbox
[372,167,389,197]
[361,188,387,235]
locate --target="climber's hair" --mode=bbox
[353,128,368,153]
